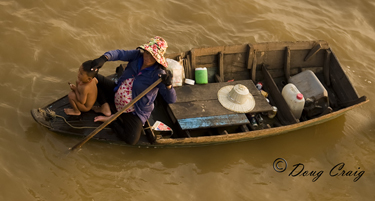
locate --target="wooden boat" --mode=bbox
[31,40,369,148]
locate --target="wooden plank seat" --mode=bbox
[169,80,274,130]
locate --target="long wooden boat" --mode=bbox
[31,40,369,148]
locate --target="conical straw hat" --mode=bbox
[217,84,255,113]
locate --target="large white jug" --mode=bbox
[282,83,305,119]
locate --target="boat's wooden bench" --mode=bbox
[168,80,273,130]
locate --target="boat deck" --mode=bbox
[169,80,273,130]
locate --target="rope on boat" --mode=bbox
[39,108,109,130]
[39,108,153,133]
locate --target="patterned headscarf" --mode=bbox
[138,36,168,68]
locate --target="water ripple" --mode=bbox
[1,0,375,200]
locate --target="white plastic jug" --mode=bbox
[282,83,305,119]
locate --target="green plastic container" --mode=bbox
[195,67,208,84]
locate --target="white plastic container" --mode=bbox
[282,83,305,119]
[184,78,195,85]
[288,70,328,104]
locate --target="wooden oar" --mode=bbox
[70,78,162,151]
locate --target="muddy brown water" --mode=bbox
[0,0,374,200]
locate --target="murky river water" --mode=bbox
[0,0,374,200]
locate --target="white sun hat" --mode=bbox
[217,84,255,113]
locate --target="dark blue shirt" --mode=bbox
[104,49,177,124]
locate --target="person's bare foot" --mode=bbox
[94,115,112,122]
[92,104,111,116]
[64,108,81,116]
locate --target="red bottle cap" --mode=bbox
[296,93,304,100]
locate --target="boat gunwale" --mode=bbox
[152,99,369,147]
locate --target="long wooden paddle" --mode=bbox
[70,78,162,151]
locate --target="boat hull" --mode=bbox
[30,40,369,148]
[152,100,368,147]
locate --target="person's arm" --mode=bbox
[158,69,176,103]
[91,49,141,70]
[103,49,141,62]
[158,84,176,104]
[74,85,88,105]
[83,83,97,109]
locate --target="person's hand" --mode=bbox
[160,70,173,87]
[68,82,76,91]
[91,55,108,69]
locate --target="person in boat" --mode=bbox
[64,60,98,116]
[91,36,176,145]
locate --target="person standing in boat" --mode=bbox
[90,36,176,145]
